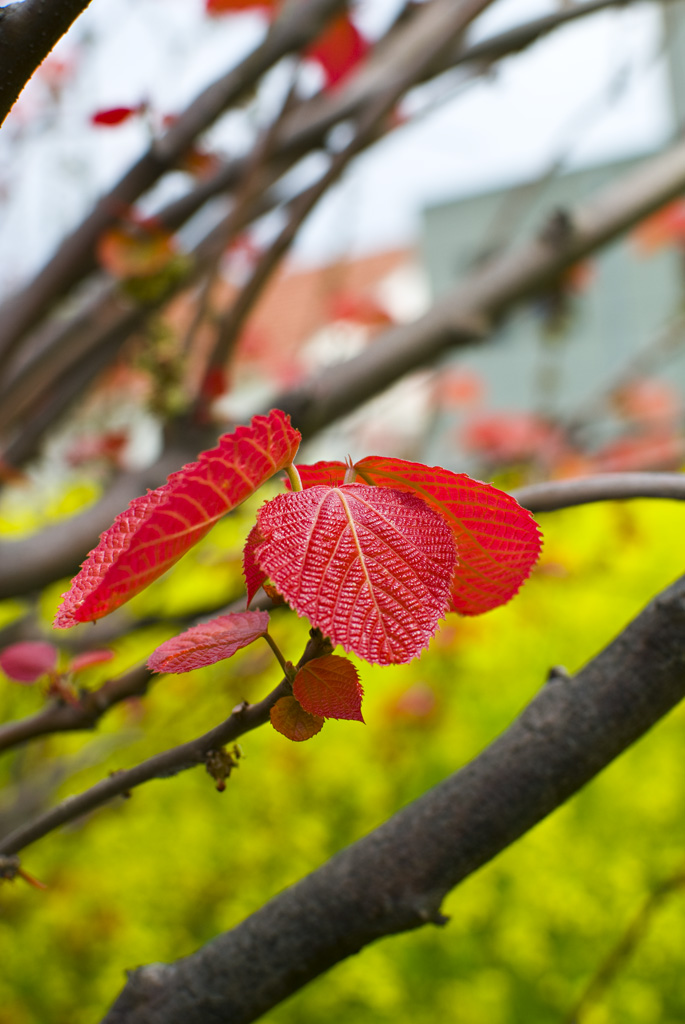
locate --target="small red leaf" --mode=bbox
[205,0,274,14]
[96,223,176,280]
[243,523,268,606]
[147,610,269,673]
[70,650,114,675]
[354,456,542,615]
[91,105,140,126]
[307,13,369,87]
[293,655,363,722]
[255,483,456,665]
[270,695,324,741]
[55,410,301,627]
[0,642,58,683]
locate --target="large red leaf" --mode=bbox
[0,642,58,684]
[255,483,456,665]
[293,655,364,722]
[270,695,324,742]
[55,410,301,627]
[353,456,542,615]
[147,610,269,673]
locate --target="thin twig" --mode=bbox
[0,664,152,755]
[564,864,685,1024]
[0,628,332,856]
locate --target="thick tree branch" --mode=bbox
[0,0,93,126]
[98,572,685,1024]
[0,628,332,854]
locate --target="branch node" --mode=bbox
[546,665,571,686]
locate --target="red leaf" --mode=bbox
[632,200,685,254]
[70,650,114,675]
[307,12,369,87]
[55,410,301,627]
[353,457,542,616]
[243,523,268,606]
[96,223,176,280]
[293,655,364,722]
[255,483,456,665]
[270,695,324,741]
[205,0,274,14]
[286,461,346,489]
[0,642,58,683]
[91,106,140,126]
[148,610,269,673]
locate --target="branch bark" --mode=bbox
[0,0,94,126]
[95,571,685,1024]
[0,628,332,854]
[0,664,152,755]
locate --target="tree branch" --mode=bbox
[0,0,348,366]
[0,664,152,755]
[98,572,685,1024]
[513,471,685,512]
[0,628,332,855]
[0,0,94,126]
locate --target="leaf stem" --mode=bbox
[285,463,303,492]
[263,632,296,683]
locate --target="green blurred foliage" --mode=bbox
[1,497,685,1024]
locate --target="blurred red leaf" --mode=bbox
[328,290,394,327]
[270,695,324,741]
[293,654,364,721]
[70,650,115,675]
[55,410,301,627]
[461,411,560,465]
[147,610,269,673]
[561,259,595,294]
[91,105,141,127]
[67,430,128,467]
[437,368,484,407]
[178,145,221,180]
[307,12,369,87]
[96,222,177,279]
[205,0,274,14]
[632,200,685,254]
[255,483,456,665]
[595,432,683,472]
[612,377,681,429]
[0,642,58,684]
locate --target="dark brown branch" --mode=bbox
[0,0,94,126]
[0,0,348,367]
[0,664,152,754]
[512,472,685,512]
[96,573,685,1024]
[0,629,332,854]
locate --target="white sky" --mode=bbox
[0,0,675,289]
